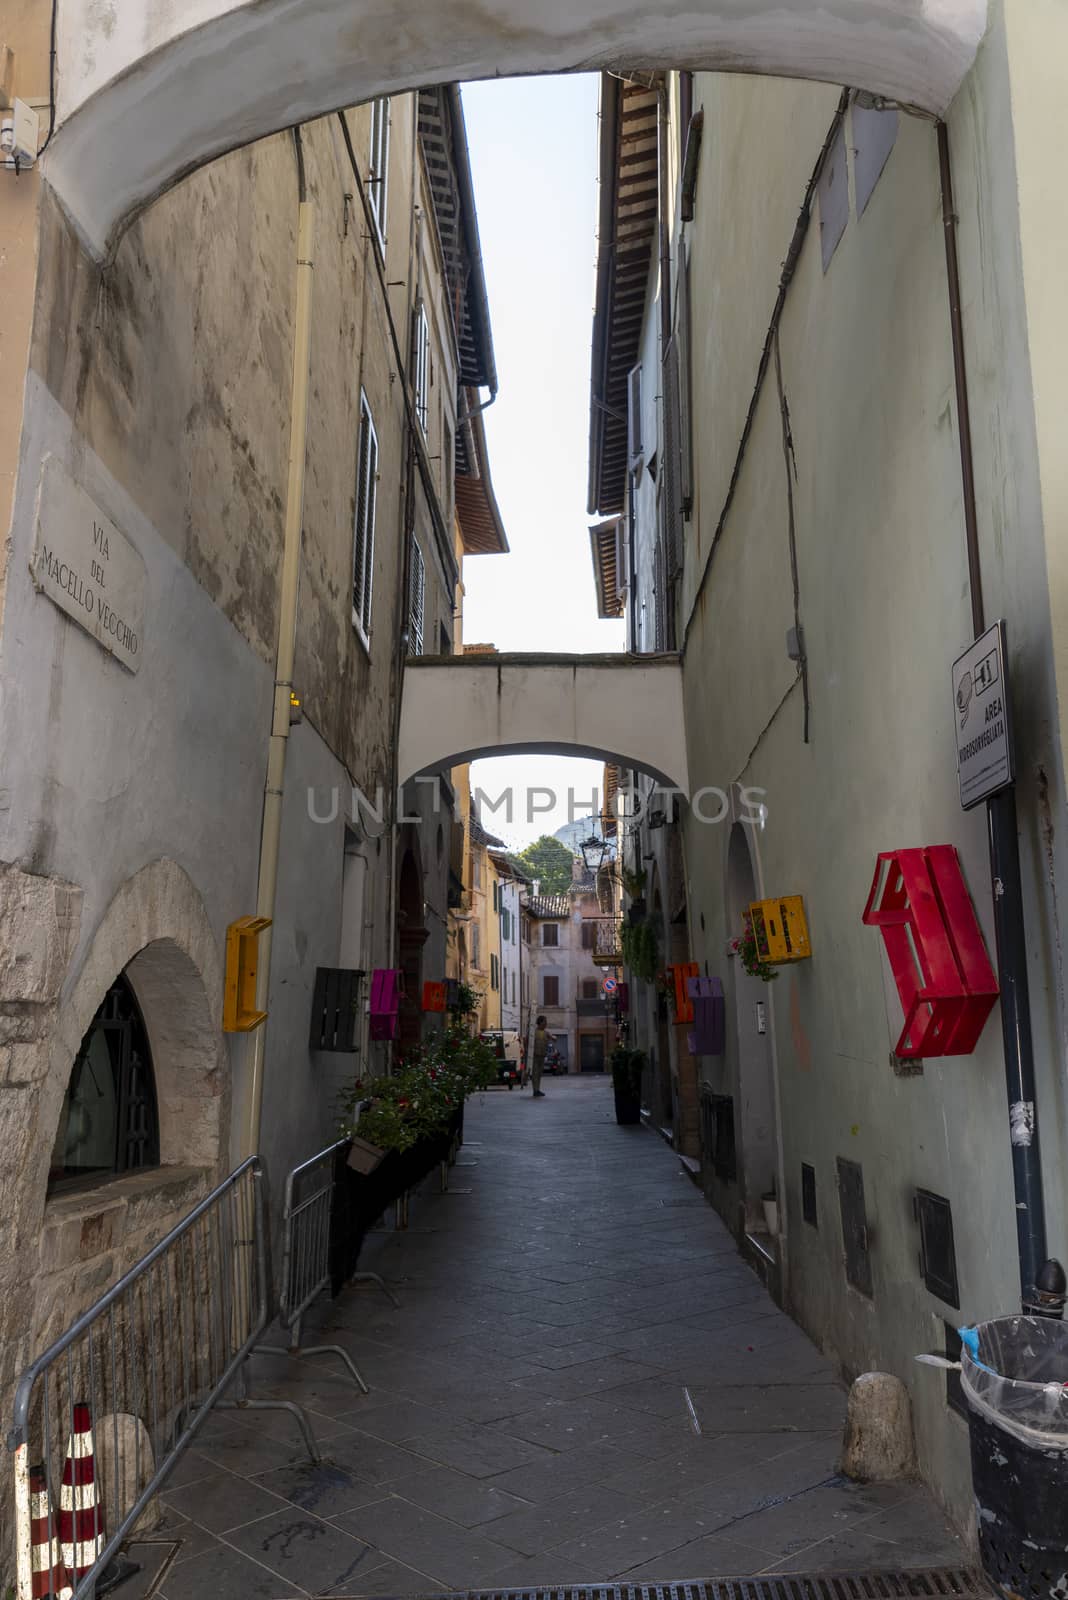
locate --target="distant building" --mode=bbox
[525,857,619,1072]
[489,850,530,1033]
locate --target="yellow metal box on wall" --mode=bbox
[224,915,272,1031]
[749,897,811,964]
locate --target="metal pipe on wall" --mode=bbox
[241,131,315,1161]
[937,119,1050,1305]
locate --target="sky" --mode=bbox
[458,76,625,851]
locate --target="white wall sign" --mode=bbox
[952,620,1013,810]
[30,456,145,673]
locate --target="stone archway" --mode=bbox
[399,654,689,795]
[39,856,227,1208]
[46,0,987,259]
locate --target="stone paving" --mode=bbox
[153,1077,967,1597]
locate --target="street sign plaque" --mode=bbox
[952,620,1014,810]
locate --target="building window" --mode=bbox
[490,953,499,991]
[542,923,559,948]
[49,975,160,1194]
[627,363,642,471]
[501,907,511,942]
[369,97,390,248]
[472,853,481,890]
[414,304,430,435]
[543,975,560,1007]
[442,418,454,519]
[472,924,481,969]
[352,391,378,647]
[408,537,425,656]
[582,979,598,1000]
[580,921,596,950]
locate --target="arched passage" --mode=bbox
[399,653,690,795]
[40,857,228,1197]
[46,0,987,258]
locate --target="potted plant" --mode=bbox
[620,919,659,983]
[730,911,779,983]
[611,1045,645,1126]
[622,866,647,925]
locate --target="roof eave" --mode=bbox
[587,73,622,517]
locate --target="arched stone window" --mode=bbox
[48,973,160,1193]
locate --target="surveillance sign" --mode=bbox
[952,620,1014,810]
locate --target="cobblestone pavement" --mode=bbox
[154,1076,967,1597]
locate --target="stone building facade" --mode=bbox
[0,12,504,1563]
[588,16,1068,1535]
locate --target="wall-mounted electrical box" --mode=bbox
[749,895,811,963]
[223,915,271,1032]
[1,98,39,168]
[862,845,998,1059]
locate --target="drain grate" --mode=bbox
[379,1570,990,1600]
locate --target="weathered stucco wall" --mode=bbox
[0,80,460,1581]
[28,105,416,799]
[656,4,1068,1531]
[42,0,989,261]
[0,3,50,639]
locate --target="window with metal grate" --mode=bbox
[352,392,378,646]
[408,536,425,656]
[369,97,390,247]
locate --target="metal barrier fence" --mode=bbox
[10,1158,318,1600]
[255,1137,397,1390]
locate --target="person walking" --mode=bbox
[531,1015,549,1097]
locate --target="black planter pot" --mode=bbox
[613,1086,642,1125]
[627,900,647,926]
[328,1111,467,1291]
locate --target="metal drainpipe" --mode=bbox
[937,120,1062,1313]
[387,100,422,976]
[242,130,315,1160]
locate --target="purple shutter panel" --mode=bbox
[688,975,725,1056]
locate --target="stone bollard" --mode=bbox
[840,1371,916,1481]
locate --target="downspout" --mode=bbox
[656,79,676,652]
[387,97,422,974]
[937,121,1062,1313]
[242,128,315,1159]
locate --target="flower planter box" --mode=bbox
[346,1134,385,1175]
[329,1110,465,1292]
[613,1086,642,1126]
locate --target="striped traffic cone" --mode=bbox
[58,1402,105,1582]
[28,1462,73,1600]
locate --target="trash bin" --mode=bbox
[960,1315,1068,1599]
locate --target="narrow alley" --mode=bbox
[153,1081,968,1597]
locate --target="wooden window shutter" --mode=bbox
[353,394,378,640]
[676,243,694,516]
[653,534,668,653]
[662,336,684,582]
[627,364,643,470]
